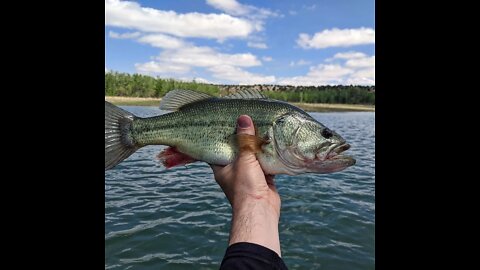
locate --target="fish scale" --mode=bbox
[131,99,297,164]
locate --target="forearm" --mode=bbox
[229,199,281,257]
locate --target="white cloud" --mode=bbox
[156,45,261,68]
[247,42,268,49]
[346,67,375,85]
[134,44,273,84]
[280,51,375,86]
[206,0,249,16]
[105,1,283,84]
[280,64,352,85]
[137,34,186,49]
[262,56,273,62]
[333,51,367,59]
[206,0,278,19]
[209,65,275,84]
[135,61,192,74]
[105,0,255,40]
[297,27,375,49]
[205,0,278,34]
[289,10,298,15]
[345,55,375,68]
[108,31,141,39]
[190,77,212,84]
[307,65,353,78]
[290,59,311,66]
[109,31,186,49]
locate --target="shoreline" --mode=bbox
[105,96,375,112]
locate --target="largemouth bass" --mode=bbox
[105,89,355,175]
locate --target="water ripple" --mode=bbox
[106,107,374,269]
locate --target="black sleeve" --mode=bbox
[220,242,288,270]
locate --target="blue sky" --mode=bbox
[105,0,375,85]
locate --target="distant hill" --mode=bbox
[105,72,374,105]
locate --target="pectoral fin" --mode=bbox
[157,147,197,168]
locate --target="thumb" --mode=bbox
[236,115,255,136]
[236,115,258,162]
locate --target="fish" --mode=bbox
[105,89,355,175]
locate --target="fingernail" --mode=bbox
[237,115,251,128]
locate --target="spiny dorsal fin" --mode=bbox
[159,89,213,111]
[222,89,267,99]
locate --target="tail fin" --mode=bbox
[105,101,138,170]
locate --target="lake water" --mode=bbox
[105,106,375,269]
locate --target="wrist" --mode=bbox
[229,198,281,256]
[231,192,280,217]
[232,197,280,220]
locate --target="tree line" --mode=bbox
[263,86,375,104]
[105,72,375,105]
[105,72,219,97]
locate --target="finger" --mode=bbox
[210,163,233,187]
[265,174,278,192]
[265,174,275,185]
[210,164,224,173]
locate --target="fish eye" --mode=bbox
[321,128,333,139]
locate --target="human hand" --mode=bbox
[211,115,280,215]
[211,115,282,256]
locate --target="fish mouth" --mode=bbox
[317,143,351,161]
[307,143,355,173]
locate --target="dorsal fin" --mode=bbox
[159,89,213,111]
[222,89,267,99]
